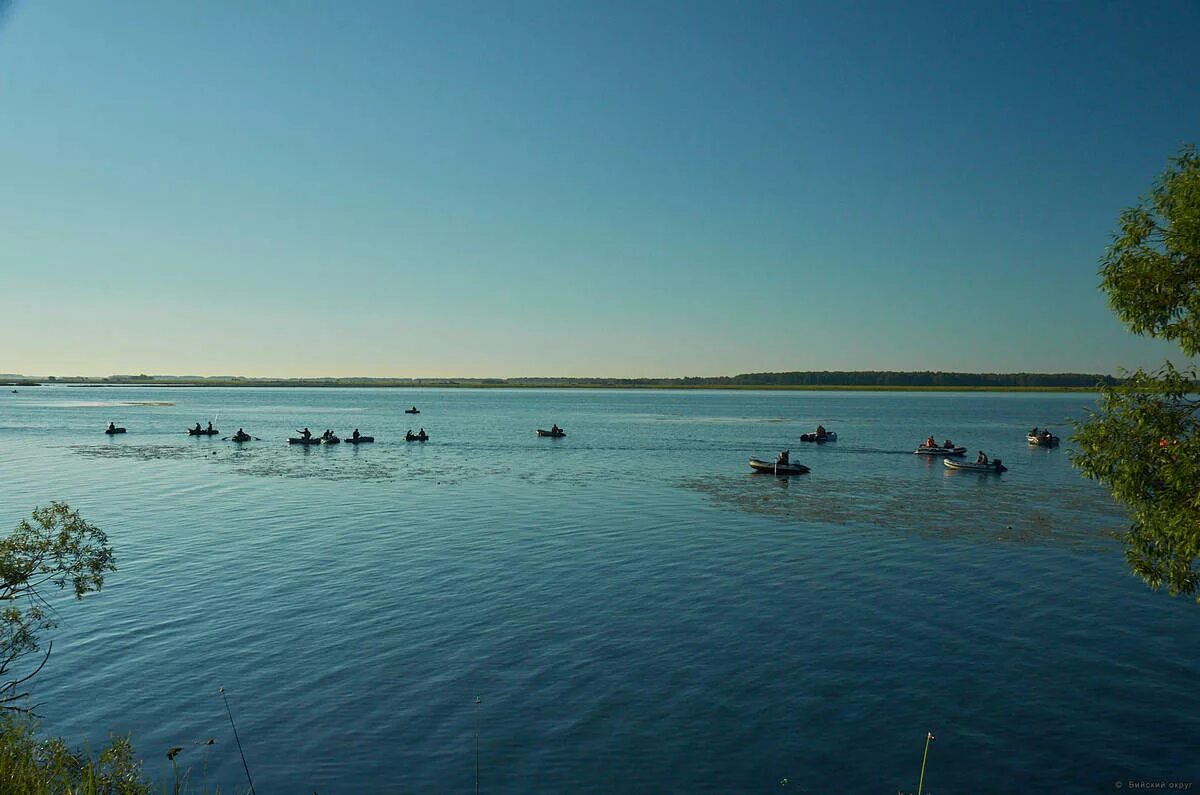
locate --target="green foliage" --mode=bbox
[0,503,116,709]
[1100,145,1200,355]
[1074,145,1200,599]
[0,713,151,794]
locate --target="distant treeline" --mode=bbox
[16,371,1124,390]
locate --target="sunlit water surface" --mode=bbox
[0,386,1196,793]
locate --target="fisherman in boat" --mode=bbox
[776,450,790,465]
[925,435,937,448]
[1030,426,1039,436]
[322,429,333,441]
[193,422,203,433]
[551,423,561,434]
[976,450,989,464]
[352,428,361,440]
[206,421,213,433]
[418,427,427,439]
[943,439,954,449]
[299,427,312,440]
[107,422,117,432]
[816,424,826,437]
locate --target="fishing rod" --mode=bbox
[219,687,257,795]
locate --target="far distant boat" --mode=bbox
[536,428,565,438]
[105,425,126,434]
[1027,433,1060,447]
[405,407,420,414]
[800,431,837,443]
[346,435,375,444]
[188,427,220,436]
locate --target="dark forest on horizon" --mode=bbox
[2,371,1123,390]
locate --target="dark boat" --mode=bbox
[536,429,566,437]
[749,457,810,475]
[405,432,428,442]
[288,437,323,445]
[800,431,837,443]
[914,445,966,457]
[188,428,220,436]
[944,458,1007,473]
[405,407,420,414]
[105,426,126,434]
[346,436,375,444]
[1027,433,1060,447]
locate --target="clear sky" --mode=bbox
[2,0,1197,378]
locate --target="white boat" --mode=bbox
[1027,434,1059,447]
[944,458,1006,473]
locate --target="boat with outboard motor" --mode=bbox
[188,428,219,436]
[800,431,837,443]
[944,458,1007,473]
[405,431,428,442]
[914,445,966,456]
[749,457,810,475]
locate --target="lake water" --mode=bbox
[0,386,1196,793]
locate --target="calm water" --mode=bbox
[0,386,1196,794]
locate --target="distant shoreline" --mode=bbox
[4,379,1109,393]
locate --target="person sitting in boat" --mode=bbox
[193,422,203,433]
[107,422,117,432]
[976,450,989,464]
[925,435,937,448]
[776,450,790,465]
[551,423,561,434]
[321,429,333,441]
[352,428,360,440]
[1030,426,1039,436]
[418,427,427,439]
[816,424,826,437]
[943,439,954,449]
[299,427,312,440]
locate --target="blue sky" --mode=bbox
[2,0,1197,378]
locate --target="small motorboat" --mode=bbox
[230,433,253,443]
[800,431,837,443]
[288,437,323,445]
[188,428,220,436]
[536,428,566,438]
[104,426,126,434]
[1027,434,1060,447]
[749,457,810,475]
[322,435,340,445]
[944,458,1007,473]
[914,446,966,456]
[405,432,429,442]
[346,435,375,444]
[404,407,420,414]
